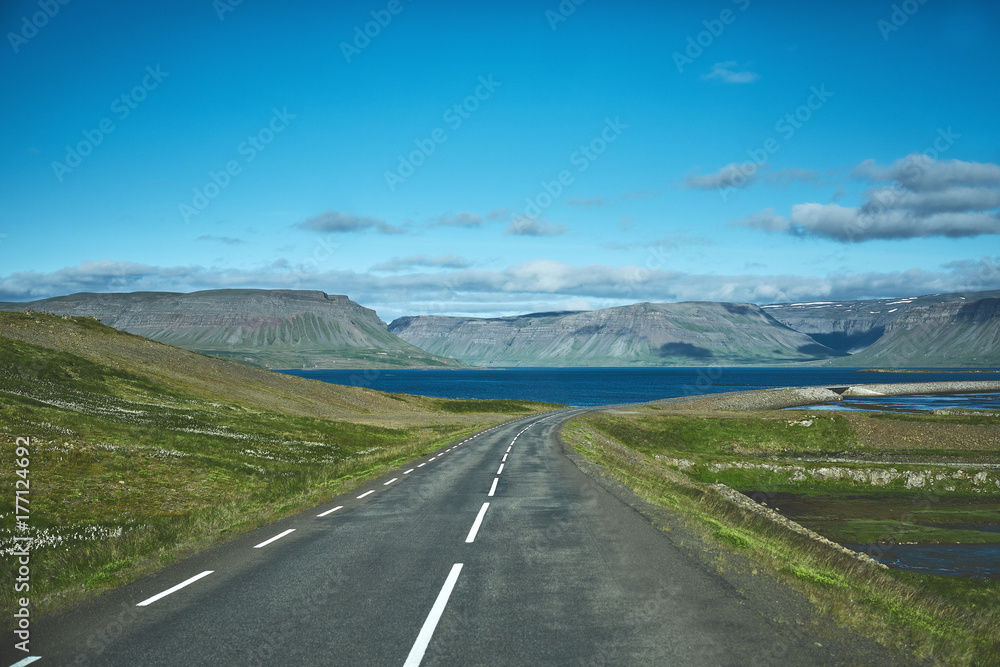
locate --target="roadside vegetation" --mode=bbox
[0,312,558,618]
[562,403,1000,664]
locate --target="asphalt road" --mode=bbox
[9,408,898,666]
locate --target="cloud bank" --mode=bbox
[736,155,1000,241]
[4,256,998,320]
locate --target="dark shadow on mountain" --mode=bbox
[804,329,882,354]
[721,303,755,316]
[572,324,605,336]
[659,342,714,358]
[797,343,845,357]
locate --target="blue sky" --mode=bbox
[2,0,999,320]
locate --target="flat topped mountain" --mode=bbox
[763,290,1000,366]
[0,289,461,369]
[389,301,842,367]
[762,290,1000,354]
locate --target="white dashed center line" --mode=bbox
[384,477,398,486]
[465,502,490,543]
[254,528,295,549]
[317,505,343,517]
[404,469,415,474]
[496,463,504,475]
[417,463,427,468]
[357,490,375,499]
[488,478,499,497]
[136,570,213,607]
[10,656,41,666]
[501,453,508,462]
[403,563,464,667]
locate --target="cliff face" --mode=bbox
[827,298,1000,367]
[763,290,1000,354]
[388,301,842,367]
[0,290,462,369]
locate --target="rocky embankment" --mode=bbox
[709,484,889,569]
[660,380,1000,412]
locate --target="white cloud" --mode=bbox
[4,257,999,321]
[371,254,473,272]
[703,61,759,84]
[296,210,406,235]
[737,155,1000,241]
[196,235,245,245]
[684,162,766,190]
[851,154,1000,192]
[505,216,568,237]
[431,212,484,228]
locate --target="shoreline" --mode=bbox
[653,380,1000,412]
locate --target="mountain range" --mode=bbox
[388,301,840,366]
[0,290,459,369]
[3,288,998,368]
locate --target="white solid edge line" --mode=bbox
[496,463,504,475]
[488,478,498,497]
[402,563,464,667]
[404,469,415,474]
[465,502,490,543]
[317,505,343,517]
[254,528,296,549]
[357,490,375,499]
[9,657,42,667]
[384,478,398,486]
[136,570,213,607]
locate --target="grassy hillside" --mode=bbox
[0,312,558,617]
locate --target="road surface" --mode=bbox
[9,408,898,665]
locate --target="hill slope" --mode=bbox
[0,289,461,369]
[0,311,553,616]
[762,290,1000,353]
[824,297,1000,367]
[389,301,843,366]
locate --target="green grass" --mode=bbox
[0,326,549,619]
[562,412,1000,664]
[583,411,859,460]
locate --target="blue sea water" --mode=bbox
[278,367,1000,409]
